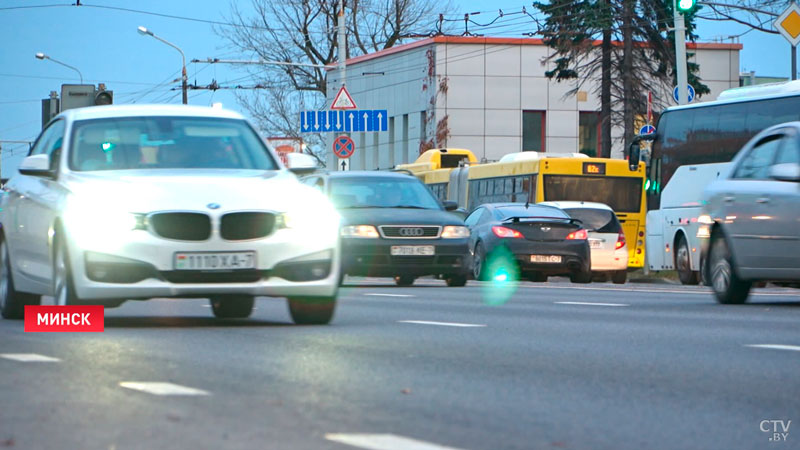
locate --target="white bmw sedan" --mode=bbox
[0,105,340,324]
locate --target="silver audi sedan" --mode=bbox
[0,105,340,324]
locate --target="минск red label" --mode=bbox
[24,306,104,332]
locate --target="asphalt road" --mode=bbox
[1,278,799,450]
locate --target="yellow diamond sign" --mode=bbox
[775,3,800,46]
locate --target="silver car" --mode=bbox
[699,122,800,303]
[0,105,341,323]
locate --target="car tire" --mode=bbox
[472,244,486,281]
[611,270,627,285]
[210,295,255,319]
[676,235,699,285]
[569,270,592,284]
[0,239,41,319]
[445,274,468,287]
[708,231,751,304]
[287,296,336,325]
[53,238,79,307]
[394,275,415,287]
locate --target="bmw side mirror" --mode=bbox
[18,154,56,178]
[286,152,318,175]
[442,200,458,211]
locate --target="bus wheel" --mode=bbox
[676,235,699,285]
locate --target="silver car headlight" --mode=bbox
[340,225,380,238]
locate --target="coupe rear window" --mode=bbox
[543,175,642,213]
[563,208,621,233]
[69,116,278,171]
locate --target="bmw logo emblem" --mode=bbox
[207,203,221,210]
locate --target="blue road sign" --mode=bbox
[639,124,656,135]
[301,109,387,133]
[672,84,695,103]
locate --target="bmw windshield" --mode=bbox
[68,116,279,171]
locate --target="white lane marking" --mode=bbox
[119,382,209,396]
[745,344,800,352]
[0,353,61,362]
[364,293,415,298]
[555,301,629,307]
[325,433,464,450]
[398,320,486,328]
[521,284,800,297]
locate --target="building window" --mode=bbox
[522,111,545,152]
[579,112,599,157]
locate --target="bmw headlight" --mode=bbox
[441,226,470,239]
[63,198,146,248]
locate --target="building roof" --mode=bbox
[338,36,743,68]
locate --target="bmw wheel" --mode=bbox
[0,239,40,319]
[287,296,336,325]
[53,238,79,307]
[708,231,751,304]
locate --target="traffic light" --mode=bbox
[94,84,113,105]
[677,0,695,12]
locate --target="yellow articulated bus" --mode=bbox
[444,152,647,269]
[395,148,477,202]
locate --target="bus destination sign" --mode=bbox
[583,162,606,175]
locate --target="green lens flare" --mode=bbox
[480,246,520,306]
[101,142,115,152]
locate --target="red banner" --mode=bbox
[24,306,105,332]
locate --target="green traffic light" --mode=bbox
[677,0,695,11]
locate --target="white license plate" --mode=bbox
[589,239,603,249]
[174,252,256,270]
[530,255,562,263]
[391,245,435,256]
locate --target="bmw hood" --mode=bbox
[62,169,315,213]
[338,207,464,226]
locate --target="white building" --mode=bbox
[324,36,741,170]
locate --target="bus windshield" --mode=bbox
[543,175,642,213]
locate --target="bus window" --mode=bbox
[543,175,643,213]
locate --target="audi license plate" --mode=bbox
[589,239,603,249]
[174,252,256,270]
[391,245,435,256]
[530,255,562,263]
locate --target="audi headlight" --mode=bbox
[340,225,379,238]
[441,226,470,239]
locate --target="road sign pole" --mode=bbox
[338,0,346,87]
[673,0,689,105]
[793,45,797,81]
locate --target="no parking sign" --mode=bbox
[333,135,355,159]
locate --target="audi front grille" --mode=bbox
[378,225,441,239]
[149,212,211,241]
[220,212,276,241]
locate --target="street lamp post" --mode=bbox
[137,26,188,105]
[35,52,84,84]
